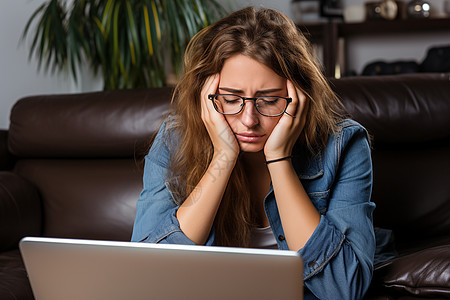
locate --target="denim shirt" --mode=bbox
[132,119,376,300]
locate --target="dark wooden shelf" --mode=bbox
[340,18,450,36]
[298,18,450,77]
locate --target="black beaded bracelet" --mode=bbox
[265,155,293,165]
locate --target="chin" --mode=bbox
[238,142,264,153]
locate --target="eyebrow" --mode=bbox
[218,87,283,95]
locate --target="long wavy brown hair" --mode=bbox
[164,6,344,247]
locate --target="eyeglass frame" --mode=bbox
[207,94,292,117]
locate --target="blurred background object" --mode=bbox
[320,0,344,18]
[366,0,400,20]
[407,0,431,18]
[291,0,327,23]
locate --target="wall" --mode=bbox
[0,0,101,130]
[220,0,293,18]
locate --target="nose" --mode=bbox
[240,100,260,128]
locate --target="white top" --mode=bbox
[249,226,278,249]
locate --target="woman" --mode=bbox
[132,6,375,299]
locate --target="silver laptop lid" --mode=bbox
[20,237,303,300]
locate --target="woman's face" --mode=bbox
[218,54,287,153]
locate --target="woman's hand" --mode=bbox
[264,80,309,160]
[201,74,240,161]
[263,80,318,251]
[177,74,240,245]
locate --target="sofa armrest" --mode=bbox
[368,243,450,298]
[0,172,42,251]
[0,130,14,170]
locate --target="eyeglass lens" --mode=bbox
[212,95,288,116]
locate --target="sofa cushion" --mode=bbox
[370,146,450,241]
[13,159,142,241]
[374,245,450,297]
[8,88,172,158]
[0,249,33,299]
[0,130,14,170]
[331,73,450,145]
[0,172,41,251]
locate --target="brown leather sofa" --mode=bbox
[1,74,449,299]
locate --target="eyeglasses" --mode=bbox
[208,94,292,117]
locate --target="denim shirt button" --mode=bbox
[308,261,317,268]
[278,235,285,241]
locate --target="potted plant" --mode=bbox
[23,0,227,89]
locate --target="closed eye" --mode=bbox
[220,95,240,102]
[258,97,280,104]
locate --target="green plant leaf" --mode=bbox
[102,0,115,33]
[125,0,139,66]
[22,3,46,42]
[112,1,121,70]
[143,5,153,56]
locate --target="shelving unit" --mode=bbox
[298,18,450,77]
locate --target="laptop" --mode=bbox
[20,237,303,300]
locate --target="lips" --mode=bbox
[235,132,265,143]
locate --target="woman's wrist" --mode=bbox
[265,155,292,165]
[264,148,292,162]
[211,148,238,173]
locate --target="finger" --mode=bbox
[202,74,220,113]
[202,74,219,99]
[201,74,220,118]
[290,85,309,136]
[288,80,310,118]
[297,88,309,122]
[295,88,308,119]
[284,80,299,119]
